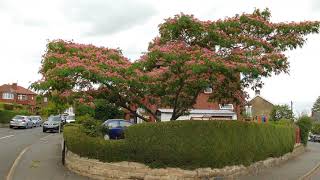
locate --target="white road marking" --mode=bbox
[6,134,52,180]
[6,145,31,180]
[0,135,14,140]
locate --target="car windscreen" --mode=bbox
[13,115,24,119]
[48,116,61,122]
[29,116,39,120]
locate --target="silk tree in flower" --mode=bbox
[138,8,319,120]
[33,9,319,121]
[31,40,156,122]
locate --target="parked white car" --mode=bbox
[66,115,75,123]
[10,115,33,129]
[29,116,42,127]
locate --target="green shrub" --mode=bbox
[76,114,105,137]
[3,103,14,110]
[75,104,95,117]
[311,123,320,135]
[296,116,312,145]
[64,120,295,169]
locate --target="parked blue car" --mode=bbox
[102,119,132,140]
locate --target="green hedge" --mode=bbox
[0,110,19,124]
[64,121,295,169]
[64,124,129,162]
[0,109,31,124]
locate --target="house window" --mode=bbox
[204,87,213,94]
[2,93,14,99]
[219,104,234,110]
[18,95,28,100]
[245,105,252,117]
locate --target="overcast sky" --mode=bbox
[0,0,319,114]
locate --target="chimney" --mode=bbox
[12,83,18,90]
[255,89,260,96]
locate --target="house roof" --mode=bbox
[0,84,36,95]
[157,108,236,115]
[248,95,274,106]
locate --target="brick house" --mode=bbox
[0,83,37,112]
[245,90,274,122]
[126,87,239,123]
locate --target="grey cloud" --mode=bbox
[64,0,157,36]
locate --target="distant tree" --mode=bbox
[270,105,293,121]
[41,101,68,117]
[312,96,320,113]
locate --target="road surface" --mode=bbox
[0,127,88,180]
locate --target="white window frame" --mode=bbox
[2,92,14,100]
[204,87,213,94]
[219,104,234,110]
[18,94,28,101]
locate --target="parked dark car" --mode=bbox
[43,115,64,133]
[102,119,132,140]
[309,133,320,142]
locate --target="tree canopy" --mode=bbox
[32,9,320,121]
[270,105,293,121]
[312,96,320,113]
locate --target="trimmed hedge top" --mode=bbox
[64,120,295,169]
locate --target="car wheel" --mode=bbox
[9,125,13,129]
[43,129,46,133]
[104,134,110,140]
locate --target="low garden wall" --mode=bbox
[65,144,304,180]
[64,121,298,179]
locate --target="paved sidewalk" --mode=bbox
[239,142,320,180]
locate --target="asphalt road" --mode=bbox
[0,127,88,180]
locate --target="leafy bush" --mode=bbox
[296,116,312,145]
[76,114,105,137]
[75,104,95,117]
[3,103,14,110]
[64,120,295,169]
[311,123,320,135]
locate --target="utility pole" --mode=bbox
[290,101,293,120]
